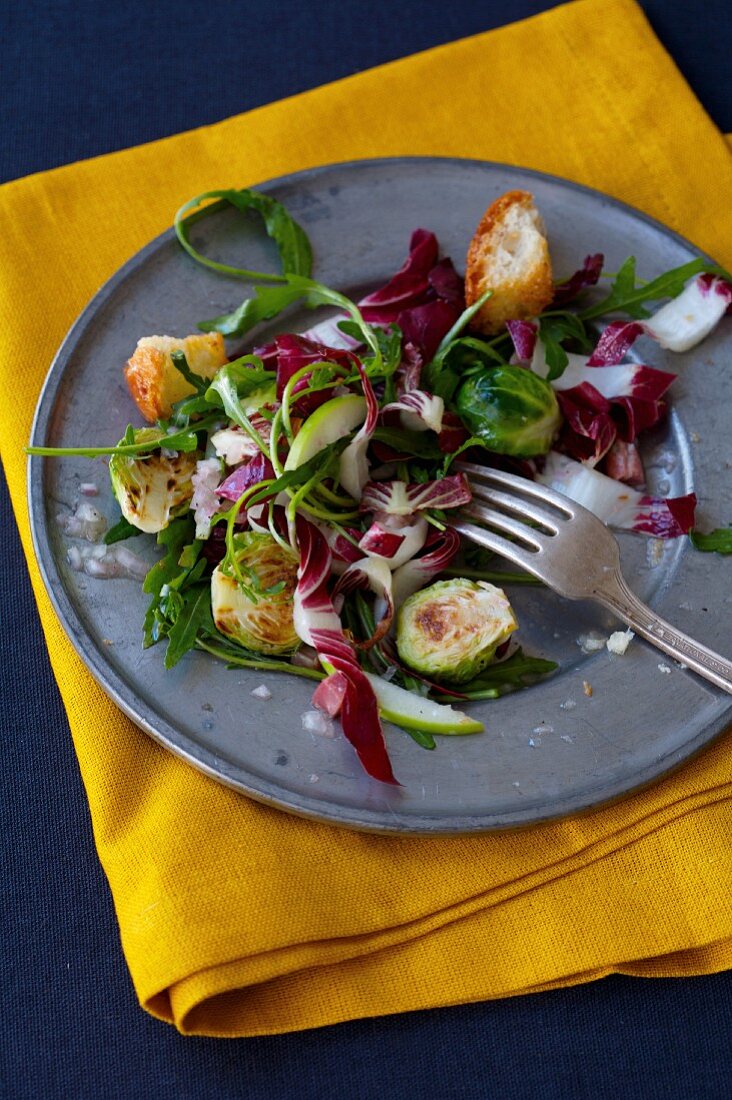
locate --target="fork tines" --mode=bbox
[456,461,574,520]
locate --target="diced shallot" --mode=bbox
[67,543,149,580]
[57,500,108,542]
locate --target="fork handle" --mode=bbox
[596,572,732,694]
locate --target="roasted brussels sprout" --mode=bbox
[455,364,560,456]
[396,578,517,683]
[109,428,197,533]
[211,532,300,655]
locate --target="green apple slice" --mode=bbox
[364,672,483,735]
[285,394,366,470]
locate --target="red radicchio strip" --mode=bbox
[551,253,604,306]
[538,451,696,537]
[360,474,472,516]
[506,319,538,361]
[556,389,617,465]
[587,321,645,365]
[397,298,462,362]
[395,342,424,395]
[217,453,276,502]
[358,523,406,558]
[274,333,355,396]
[428,257,465,305]
[438,411,471,454]
[359,229,438,316]
[294,516,398,784]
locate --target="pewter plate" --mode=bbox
[28,157,732,833]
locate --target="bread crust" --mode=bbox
[465,190,554,335]
[124,333,227,422]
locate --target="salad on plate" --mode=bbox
[30,185,732,785]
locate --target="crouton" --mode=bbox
[124,333,227,422]
[465,190,554,335]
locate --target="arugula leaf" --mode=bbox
[205,359,275,453]
[537,312,592,381]
[689,526,732,554]
[580,256,732,321]
[394,724,436,750]
[199,281,309,337]
[142,516,198,647]
[169,350,209,395]
[175,187,312,281]
[164,582,215,669]
[27,423,200,458]
[455,648,558,698]
[103,515,141,545]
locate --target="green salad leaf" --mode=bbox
[689,526,732,554]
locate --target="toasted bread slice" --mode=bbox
[465,190,554,335]
[124,333,227,422]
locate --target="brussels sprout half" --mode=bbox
[211,532,301,656]
[455,364,561,456]
[109,428,197,533]
[396,578,518,684]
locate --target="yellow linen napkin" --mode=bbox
[2,0,732,1037]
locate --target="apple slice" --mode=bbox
[364,672,483,735]
[285,394,366,470]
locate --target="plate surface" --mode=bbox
[28,157,732,833]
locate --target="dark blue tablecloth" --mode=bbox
[2,3,731,1097]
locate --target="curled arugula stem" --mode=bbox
[174,189,308,284]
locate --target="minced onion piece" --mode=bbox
[67,543,149,580]
[57,500,108,542]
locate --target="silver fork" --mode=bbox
[451,461,732,694]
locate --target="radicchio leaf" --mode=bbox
[333,555,395,648]
[358,523,406,558]
[390,527,461,608]
[506,319,538,361]
[531,341,675,403]
[274,333,355,397]
[398,298,462,362]
[587,321,645,365]
[359,229,438,318]
[338,354,380,501]
[380,389,444,433]
[552,253,604,306]
[217,453,275,501]
[538,451,696,537]
[556,388,617,465]
[360,474,472,516]
[645,274,732,351]
[294,516,398,784]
